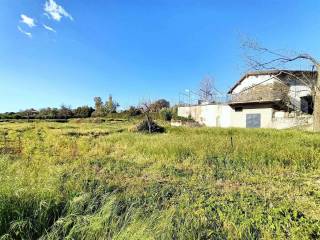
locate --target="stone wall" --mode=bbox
[230,82,289,104]
[271,114,313,129]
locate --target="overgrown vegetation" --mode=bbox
[0,120,320,239]
[0,98,174,122]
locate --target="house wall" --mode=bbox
[232,74,313,112]
[232,75,276,94]
[230,105,274,128]
[288,84,312,110]
[178,104,274,128]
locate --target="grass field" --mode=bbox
[0,119,320,239]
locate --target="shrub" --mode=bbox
[131,120,165,133]
[172,115,195,122]
[159,108,173,121]
[128,106,142,116]
[73,106,95,118]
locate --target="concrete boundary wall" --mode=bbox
[177,104,312,129]
[178,104,232,127]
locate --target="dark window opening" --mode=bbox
[235,107,243,112]
[300,95,313,114]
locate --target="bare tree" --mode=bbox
[199,76,214,103]
[139,101,153,134]
[137,101,165,133]
[241,38,320,131]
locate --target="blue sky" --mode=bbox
[1,0,320,112]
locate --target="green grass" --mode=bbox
[0,119,320,239]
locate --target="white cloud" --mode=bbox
[43,24,56,33]
[44,0,73,21]
[17,26,32,38]
[20,14,36,28]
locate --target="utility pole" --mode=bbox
[185,89,191,117]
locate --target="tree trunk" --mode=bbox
[146,115,152,134]
[313,90,320,131]
[313,68,320,131]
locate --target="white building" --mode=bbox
[177,70,316,129]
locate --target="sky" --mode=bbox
[1,0,320,112]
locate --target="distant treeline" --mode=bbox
[0,96,174,120]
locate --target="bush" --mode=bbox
[73,106,95,118]
[172,115,195,122]
[127,106,142,116]
[159,108,173,121]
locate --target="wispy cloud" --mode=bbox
[43,12,50,19]
[44,0,73,21]
[20,14,36,28]
[43,24,56,33]
[17,26,32,38]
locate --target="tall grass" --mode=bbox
[0,120,320,239]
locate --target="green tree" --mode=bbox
[74,106,94,118]
[92,97,104,117]
[127,106,142,116]
[20,108,38,120]
[150,99,170,112]
[58,105,73,119]
[105,95,119,114]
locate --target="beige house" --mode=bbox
[177,70,316,129]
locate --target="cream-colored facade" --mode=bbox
[178,104,232,127]
[178,104,275,128]
[178,103,312,129]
